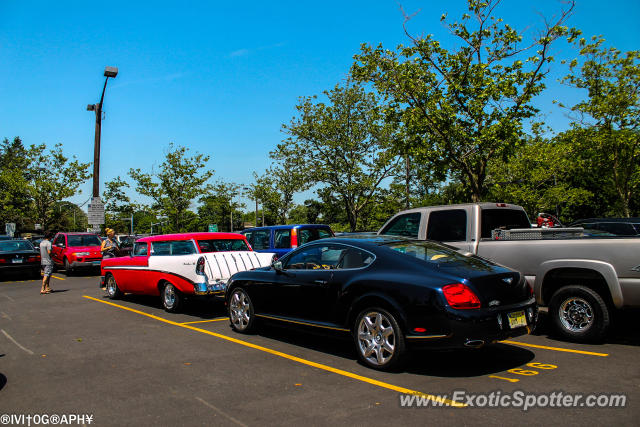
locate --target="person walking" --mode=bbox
[40,231,54,294]
[101,228,119,259]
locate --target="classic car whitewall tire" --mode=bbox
[162,282,182,313]
[105,274,123,300]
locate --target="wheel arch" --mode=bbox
[537,261,620,308]
[346,292,407,333]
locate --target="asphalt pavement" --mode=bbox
[0,271,638,426]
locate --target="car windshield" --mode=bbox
[197,239,249,252]
[66,235,102,247]
[0,240,34,252]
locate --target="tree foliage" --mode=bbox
[197,181,245,232]
[27,143,91,230]
[559,36,640,217]
[129,143,214,233]
[352,0,577,202]
[274,81,400,231]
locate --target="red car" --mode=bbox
[100,232,274,312]
[51,232,103,274]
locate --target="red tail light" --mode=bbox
[195,256,206,275]
[527,283,534,296]
[442,283,481,309]
[291,228,298,249]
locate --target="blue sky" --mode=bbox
[1,0,639,208]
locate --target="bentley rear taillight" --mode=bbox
[442,283,481,309]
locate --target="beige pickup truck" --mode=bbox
[378,203,640,342]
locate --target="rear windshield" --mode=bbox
[67,235,102,247]
[385,241,472,265]
[480,209,531,238]
[0,240,34,252]
[197,239,249,252]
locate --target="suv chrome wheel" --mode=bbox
[559,297,594,332]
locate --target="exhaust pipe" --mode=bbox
[464,339,485,348]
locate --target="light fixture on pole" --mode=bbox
[87,66,118,200]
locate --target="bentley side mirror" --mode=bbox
[272,260,284,272]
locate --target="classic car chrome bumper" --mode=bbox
[194,281,227,296]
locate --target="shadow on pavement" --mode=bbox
[114,294,227,319]
[533,309,640,346]
[0,373,6,391]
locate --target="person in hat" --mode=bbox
[100,228,120,259]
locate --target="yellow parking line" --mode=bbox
[51,275,66,281]
[82,295,465,407]
[181,318,229,325]
[501,340,609,357]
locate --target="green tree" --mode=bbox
[486,127,592,221]
[0,137,31,230]
[274,81,400,231]
[198,181,245,232]
[559,37,640,217]
[129,143,214,233]
[26,143,91,230]
[352,0,577,202]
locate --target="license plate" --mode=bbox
[508,310,527,328]
[12,258,23,264]
[92,261,101,265]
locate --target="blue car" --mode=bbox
[240,224,334,259]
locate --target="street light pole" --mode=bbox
[87,66,118,199]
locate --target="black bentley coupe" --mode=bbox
[225,235,537,370]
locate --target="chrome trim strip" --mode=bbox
[405,334,450,339]
[255,314,350,332]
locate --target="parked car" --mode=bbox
[240,224,334,259]
[569,218,640,236]
[50,232,103,275]
[0,239,41,279]
[378,203,640,342]
[101,232,275,312]
[225,235,536,371]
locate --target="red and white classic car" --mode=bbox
[100,232,274,312]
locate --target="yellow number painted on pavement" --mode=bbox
[508,368,539,376]
[527,362,557,370]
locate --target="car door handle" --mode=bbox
[314,280,328,285]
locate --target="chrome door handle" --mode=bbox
[314,280,328,285]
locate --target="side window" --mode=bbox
[170,241,197,255]
[151,241,171,255]
[252,230,271,250]
[380,213,421,238]
[284,244,374,270]
[318,229,332,239]
[133,242,148,256]
[336,247,374,269]
[427,209,467,242]
[285,246,323,270]
[274,229,291,249]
